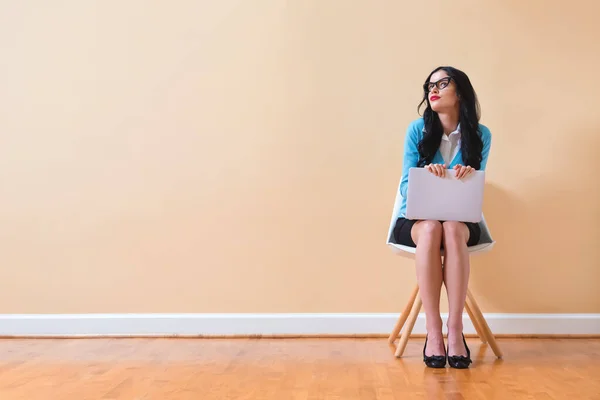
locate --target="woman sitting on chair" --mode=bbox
[393,66,492,369]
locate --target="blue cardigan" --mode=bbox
[398,118,492,218]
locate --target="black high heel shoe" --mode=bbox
[448,333,472,369]
[423,335,447,368]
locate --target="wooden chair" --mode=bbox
[385,184,503,359]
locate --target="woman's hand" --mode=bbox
[453,164,474,179]
[425,163,446,177]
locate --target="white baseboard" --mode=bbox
[0,313,598,337]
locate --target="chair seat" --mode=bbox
[387,240,494,258]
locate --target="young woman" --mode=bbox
[393,66,492,369]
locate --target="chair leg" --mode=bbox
[466,289,503,358]
[388,285,419,344]
[395,294,422,358]
[465,301,487,344]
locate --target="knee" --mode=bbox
[420,220,443,238]
[442,221,467,243]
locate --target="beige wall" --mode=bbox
[1,1,598,314]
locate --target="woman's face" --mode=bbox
[426,70,459,113]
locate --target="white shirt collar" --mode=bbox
[439,123,461,165]
[442,123,461,142]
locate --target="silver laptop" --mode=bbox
[405,167,485,223]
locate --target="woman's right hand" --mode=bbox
[425,163,446,178]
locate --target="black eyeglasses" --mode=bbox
[424,77,452,93]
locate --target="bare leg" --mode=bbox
[411,220,444,356]
[442,221,470,357]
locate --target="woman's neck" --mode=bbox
[438,111,459,135]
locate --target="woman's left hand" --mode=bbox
[453,164,474,179]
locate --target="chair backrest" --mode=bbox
[386,181,495,258]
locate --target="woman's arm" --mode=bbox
[399,121,421,198]
[479,125,492,171]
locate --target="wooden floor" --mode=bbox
[0,338,599,399]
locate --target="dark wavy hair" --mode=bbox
[417,66,484,169]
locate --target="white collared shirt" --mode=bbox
[440,125,461,165]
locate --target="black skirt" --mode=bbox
[393,218,481,248]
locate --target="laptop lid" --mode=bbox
[405,167,485,223]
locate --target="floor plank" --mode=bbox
[0,338,598,399]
